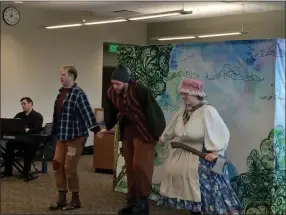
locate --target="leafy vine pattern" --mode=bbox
[248,40,285,59]
[156,94,180,112]
[156,69,199,111]
[164,70,199,82]
[154,143,169,166]
[118,45,173,98]
[206,64,264,82]
[230,126,286,215]
[244,40,285,71]
[207,40,285,81]
[259,83,285,101]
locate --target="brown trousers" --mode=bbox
[52,136,85,193]
[122,124,155,200]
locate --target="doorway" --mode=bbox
[101,66,115,108]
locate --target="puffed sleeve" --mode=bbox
[204,105,230,155]
[160,107,183,142]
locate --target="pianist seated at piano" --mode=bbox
[2,97,43,181]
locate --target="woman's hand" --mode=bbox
[205,153,218,162]
[157,136,164,146]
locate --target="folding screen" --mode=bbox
[112,39,285,214]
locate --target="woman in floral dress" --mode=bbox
[157,79,242,214]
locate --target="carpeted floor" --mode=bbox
[0,155,187,215]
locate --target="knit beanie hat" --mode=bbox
[111,64,130,83]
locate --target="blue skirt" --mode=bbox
[158,156,243,214]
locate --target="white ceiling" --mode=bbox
[7,1,286,22]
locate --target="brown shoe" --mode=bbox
[47,202,67,210]
[47,190,67,210]
[62,203,81,210]
[118,199,136,215]
[62,192,81,210]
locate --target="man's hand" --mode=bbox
[91,125,101,134]
[205,153,218,162]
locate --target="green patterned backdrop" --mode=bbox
[118,45,173,97]
[230,126,285,214]
[112,40,286,214]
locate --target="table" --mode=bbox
[93,132,115,174]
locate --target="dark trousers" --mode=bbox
[122,123,155,200]
[4,140,38,175]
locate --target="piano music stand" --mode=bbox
[0,118,26,135]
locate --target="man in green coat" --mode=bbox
[98,64,166,215]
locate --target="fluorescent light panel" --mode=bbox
[45,23,82,29]
[156,32,245,41]
[197,32,242,38]
[45,19,127,29]
[157,36,196,41]
[128,12,181,21]
[44,10,192,29]
[84,19,127,25]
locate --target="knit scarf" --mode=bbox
[183,100,208,125]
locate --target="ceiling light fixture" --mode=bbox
[14,1,23,3]
[157,36,196,41]
[181,9,193,15]
[83,19,127,25]
[45,23,82,29]
[44,10,192,30]
[155,31,247,41]
[197,32,242,38]
[128,11,183,21]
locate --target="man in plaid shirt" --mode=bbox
[48,65,101,211]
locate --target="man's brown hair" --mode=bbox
[62,65,78,81]
[20,97,33,105]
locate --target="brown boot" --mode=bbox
[132,197,149,215]
[48,190,67,210]
[118,198,136,215]
[63,192,81,210]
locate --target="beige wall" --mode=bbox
[1,5,146,146]
[147,11,285,44]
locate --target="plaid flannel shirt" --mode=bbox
[52,84,99,141]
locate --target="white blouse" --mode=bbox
[161,104,230,156]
